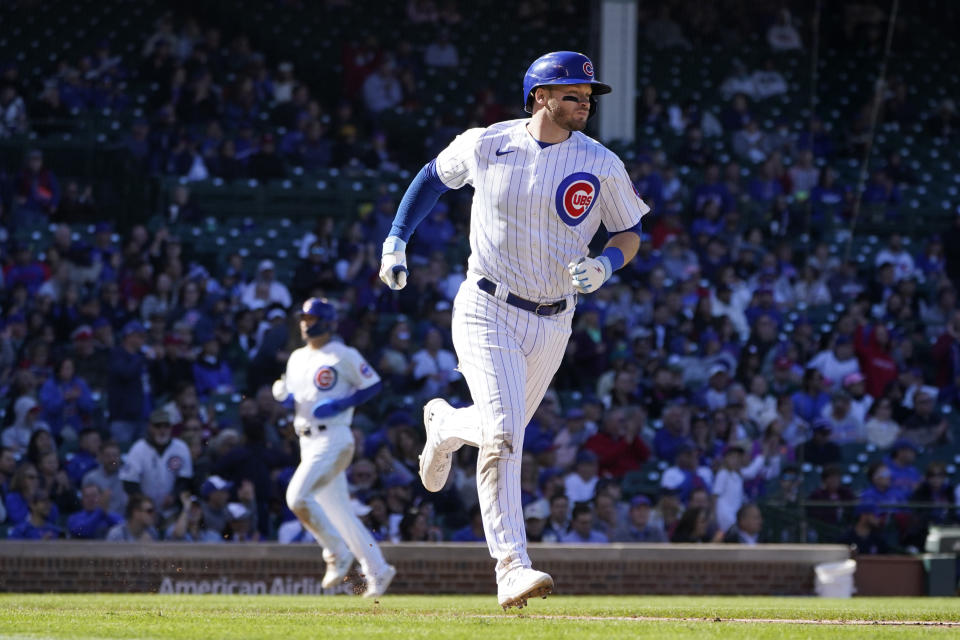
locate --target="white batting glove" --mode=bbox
[272,377,291,402]
[568,256,612,294]
[379,236,409,290]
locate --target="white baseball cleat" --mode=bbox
[321,551,354,590]
[419,399,461,492]
[497,568,554,610]
[362,564,397,598]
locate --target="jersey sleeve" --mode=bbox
[435,127,485,189]
[117,444,143,483]
[597,156,650,233]
[343,347,381,390]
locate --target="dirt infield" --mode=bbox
[486,614,960,627]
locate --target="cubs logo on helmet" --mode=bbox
[583,61,593,77]
[314,366,338,390]
[554,172,601,226]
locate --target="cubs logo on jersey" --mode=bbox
[314,366,338,390]
[167,456,183,472]
[554,172,600,226]
[360,362,374,378]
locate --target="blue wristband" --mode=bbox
[601,246,625,272]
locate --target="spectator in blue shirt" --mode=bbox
[450,505,485,542]
[692,164,734,215]
[885,440,922,496]
[67,484,121,539]
[65,428,102,487]
[654,404,690,464]
[8,490,61,540]
[107,320,150,449]
[38,357,96,440]
[560,503,609,544]
[791,368,831,423]
[191,329,234,400]
[859,462,907,518]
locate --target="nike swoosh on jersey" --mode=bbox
[495,148,515,156]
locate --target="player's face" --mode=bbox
[544,84,591,131]
[300,314,317,340]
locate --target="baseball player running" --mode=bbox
[379,52,649,609]
[273,298,396,597]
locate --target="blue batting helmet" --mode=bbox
[522,51,612,117]
[299,297,336,337]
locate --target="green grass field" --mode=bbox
[1,594,958,639]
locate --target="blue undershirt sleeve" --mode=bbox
[388,159,451,242]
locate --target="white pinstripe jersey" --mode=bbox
[435,118,650,301]
[284,340,381,432]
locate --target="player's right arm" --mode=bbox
[272,351,296,405]
[379,127,484,290]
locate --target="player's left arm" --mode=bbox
[313,350,383,419]
[569,158,650,294]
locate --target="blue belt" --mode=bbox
[477,278,567,316]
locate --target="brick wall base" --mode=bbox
[0,542,853,596]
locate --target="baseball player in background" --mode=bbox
[273,298,396,597]
[379,51,649,609]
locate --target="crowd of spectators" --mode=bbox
[0,1,959,553]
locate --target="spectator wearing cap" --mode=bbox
[1,396,51,456]
[859,462,907,520]
[82,439,127,516]
[66,483,122,539]
[853,320,898,399]
[722,503,763,545]
[901,386,948,448]
[612,495,667,542]
[248,133,286,182]
[712,442,779,532]
[840,372,873,424]
[107,320,151,449]
[807,335,861,393]
[382,472,413,542]
[791,368,831,424]
[839,503,888,554]
[802,419,842,466]
[247,305,290,394]
[885,440,922,496]
[64,428,102,487]
[119,409,193,519]
[819,390,864,445]
[659,440,713,504]
[241,260,292,310]
[38,357,95,441]
[582,407,650,479]
[106,494,159,542]
[8,490,61,540]
[560,503,608,544]
[167,491,222,543]
[553,407,596,469]
[700,364,732,411]
[564,450,599,504]
[191,327,234,400]
[199,475,234,535]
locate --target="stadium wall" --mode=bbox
[0,541,905,596]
